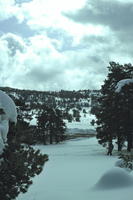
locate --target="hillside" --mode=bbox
[0,87,100,135]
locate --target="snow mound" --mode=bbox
[0,90,17,154]
[94,167,133,190]
[0,90,17,123]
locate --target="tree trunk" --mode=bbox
[50,134,53,144]
[127,133,132,152]
[55,135,59,143]
[117,135,122,151]
[43,135,46,145]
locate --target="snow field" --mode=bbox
[16,137,133,200]
[65,107,96,134]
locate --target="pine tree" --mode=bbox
[115,82,133,151]
[0,142,48,200]
[36,105,48,145]
[13,98,35,145]
[0,121,48,200]
[37,105,66,144]
[54,108,66,143]
[94,62,133,151]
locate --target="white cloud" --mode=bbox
[0,0,24,22]
[0,32,109,90]
[0,0,15,20]
[16,0,107,45]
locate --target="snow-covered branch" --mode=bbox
[115,79,133,93]
[0,90,17,154]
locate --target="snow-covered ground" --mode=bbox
[65,108,96,134]
[17,137,133,200]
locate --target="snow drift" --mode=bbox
[94,167,133,190]
[0,90,17,153]
[0,90,17,123]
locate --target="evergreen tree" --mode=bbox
[13,98,35,145]
[0,139,48,200]
[54,108,66,143]
[72,109,81,121]
[94,62,133,151]
[115,82,133,151]
[0,113,48,200]
[67,113,73,122]
[37,105,66,144]
[36,105,49,144]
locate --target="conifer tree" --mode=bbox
[37,105,66,144]
[0,139,48,200]
[115,82,133,151]
[94,62,133,151]
[0,104,48,200]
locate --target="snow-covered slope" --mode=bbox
[65,108,96,134]
[0,87,99,137]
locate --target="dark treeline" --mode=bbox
[0,87,92,102]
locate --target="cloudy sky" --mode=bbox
[0,0,133,91]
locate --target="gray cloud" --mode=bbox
[25,65,63,83]
[1,33,26,56]
[64,0,133,31]
[63,0,133,60]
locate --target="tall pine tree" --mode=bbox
[37,105,66,144]
[94,62,133,151]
